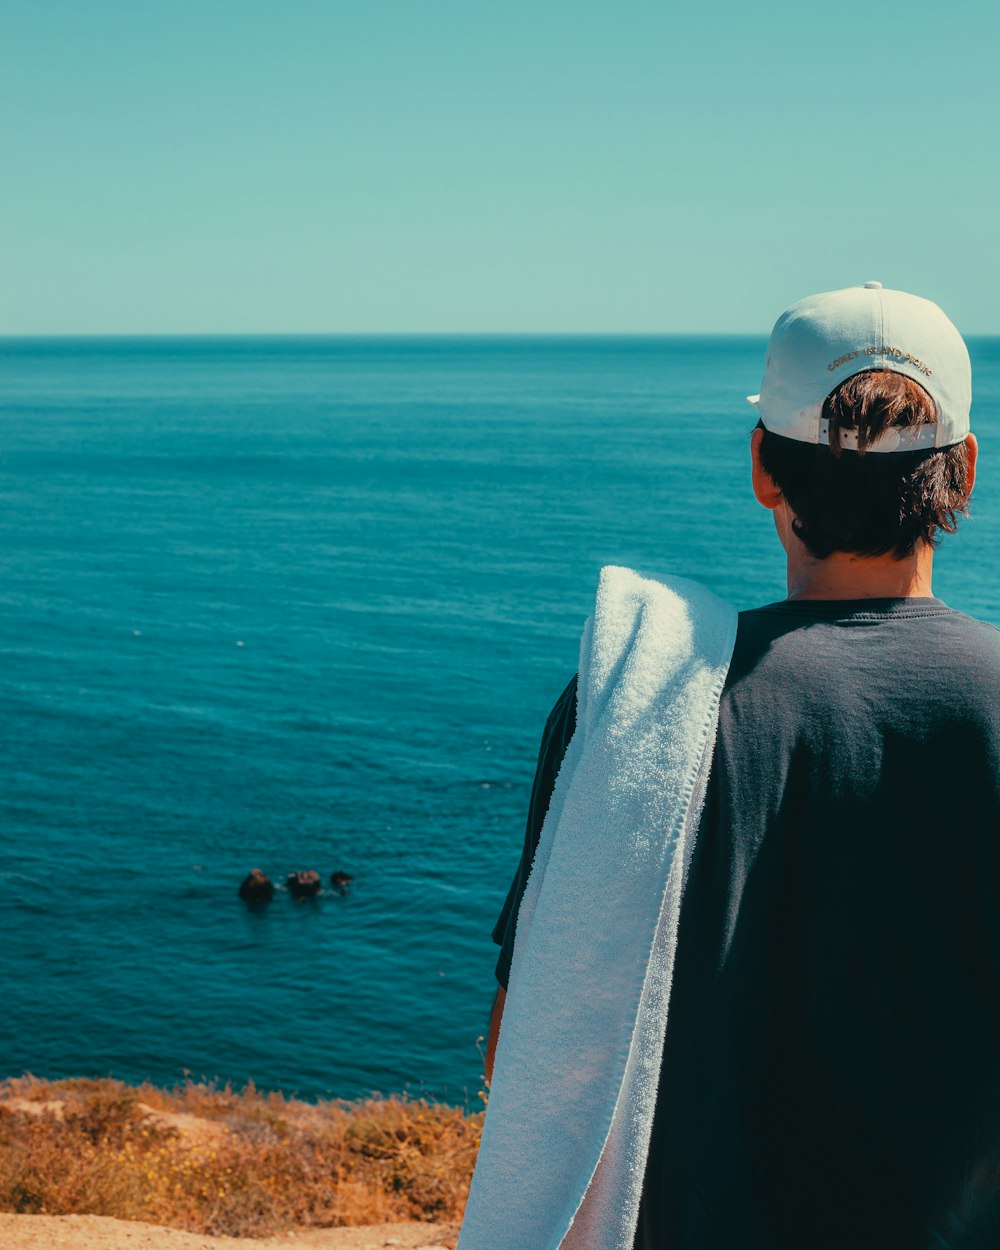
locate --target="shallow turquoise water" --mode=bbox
[1,336,997,1101]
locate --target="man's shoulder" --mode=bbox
[737,598,1000,644]
[922,607,1000,686]
[540,673,578,736]
[935,605,1000,642]
[728,598,1000,714]
[534,674,579,767]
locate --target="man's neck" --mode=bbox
[785,543,935,602]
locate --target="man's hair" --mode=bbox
[756,370,972,560]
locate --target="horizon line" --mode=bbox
[4,329,1000,341]
[0,329,770,340]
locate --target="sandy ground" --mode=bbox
[0,1215,460,1250]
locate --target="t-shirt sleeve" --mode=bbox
[492,674,579,990]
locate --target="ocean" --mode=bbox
[2,335,998,1104]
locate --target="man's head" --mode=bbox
[747,282,977,562]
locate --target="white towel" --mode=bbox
[459,565,738,1250]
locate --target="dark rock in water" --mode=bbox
[239,868,275,902]
[330,870,354,894]
[287,870,322,898]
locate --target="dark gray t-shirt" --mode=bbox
[492,597,1000,1250]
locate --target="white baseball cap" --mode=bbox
[747,281,972,452]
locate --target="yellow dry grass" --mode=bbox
[0,1076,483,1238]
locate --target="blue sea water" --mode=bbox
[1,335,998,1104]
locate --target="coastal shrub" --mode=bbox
[0,1075,483,1237]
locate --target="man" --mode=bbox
[485,283,1000,1248]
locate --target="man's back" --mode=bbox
[473,284,996,1250]
[635,596,1000,1250]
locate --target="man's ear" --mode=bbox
[750,427,783,511]
[964,432,978,496]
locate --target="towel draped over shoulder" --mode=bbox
[459,565,738,1250]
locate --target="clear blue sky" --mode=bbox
[3,0,998,334]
